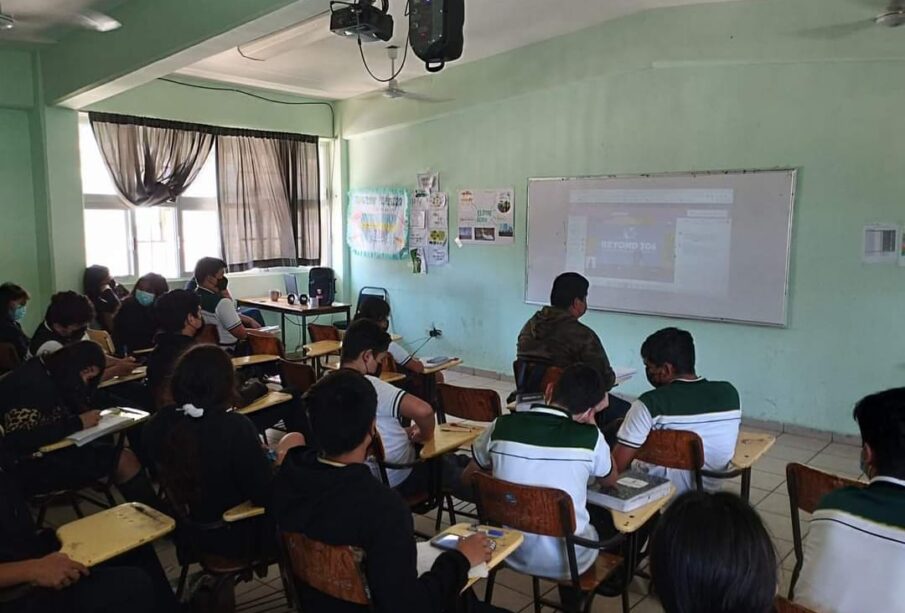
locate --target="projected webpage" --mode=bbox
[564,188,733,298]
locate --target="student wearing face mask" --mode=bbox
[0,341,159,508]
[112,273,169,355]
[0,282,31,364]
[145,289,203,408]
[83,265,124,333]
[192,257,260,352]
[28,292,137,380]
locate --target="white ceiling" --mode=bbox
[176,0,743,100]
[0,0,126,44]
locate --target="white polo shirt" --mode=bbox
[472,405,613,580]
[388,341,412,367]
[366,374,416,487]
[616,377,741,493]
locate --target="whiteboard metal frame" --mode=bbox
[524,168,798,328]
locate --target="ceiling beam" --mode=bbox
[39,0,330,108]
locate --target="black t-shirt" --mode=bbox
[113,297,158,354]
[0,467,55,563]
[0,317,29,362]
[145,333,195,397]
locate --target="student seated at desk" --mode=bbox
[613,327,741,494]
[153,344,275,559]
[354,297,426,373]
[112,273,168,355]
[192,257,260,352]
[145,289,202,407]
[469,364,618,606]
[0,282,31,364]
[28,291,136,381]
[83,265,124,334]
[0,460,178,613]
[0,341,158,508]
[795,388,905,613]
[649,490,778,613]
[340,320,472,501]
[516,272,629,428]
[273,369,503,613]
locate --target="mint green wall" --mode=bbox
[342,0,905,434]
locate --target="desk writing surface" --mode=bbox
[232,354,280,368]
[223,500,266,522]
[237,391,293,416]
[731,432,776,469]
[422,358,462,375]
[437,523,524,589]
[421,424,484,459]
[57,503,174,566]
[304,340,342,358]
[238,297,350,315]
[98,366,147,389]
[609,483,675,534]
[38,408,148,454]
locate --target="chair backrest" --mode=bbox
[247,331,284,357]
[636,429,705,472]
[280,360,317,395]
[472,472,575,538]
[308,323,341,342]
[87,328,115,354]
[512,359,563,395]
[0,342,20,373]
[786,463,864,514]
[774,596,818,613]
[437,384,502,423]
[282,532,371,607]
[196,324,219,345]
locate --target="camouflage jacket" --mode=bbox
[517,306,615,387]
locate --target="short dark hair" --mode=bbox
[171,344,236,413]
[44,339,106,381]
[550,363,611,414]
[650,491,778,613]
[641,327,695,374]
[0,282,29,313]
[193,257,227,284]
[45,291,94,327]
[135,273,169,297]
[83,265,111,299]
[853,388,905,479]
[156,290,201,333]
[305,369,377,456]
[550,272,589,309]
[340,319,390,364]
[354,296,390,322]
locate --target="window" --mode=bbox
[80,115,221,280]
[79,115,331,279]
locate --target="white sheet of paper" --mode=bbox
[412,210,426,229]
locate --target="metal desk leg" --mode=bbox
[741,468,752,502]
[301,314,308,345]
[280,312,286,347]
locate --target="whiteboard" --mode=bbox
[525,170,796,327]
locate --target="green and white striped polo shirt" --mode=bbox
[616,377,741,493]
[472,405,612,580]
[797,476,905,613]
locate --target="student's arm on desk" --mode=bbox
[366,496,470,612]
[0,553,89,590]
[102,355,139,380]
[399,394,435,442]
[610,400,652,474]
[0,407,86,455]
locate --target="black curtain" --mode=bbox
[88,112,214,207]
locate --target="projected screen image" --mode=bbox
[585,212,676,283]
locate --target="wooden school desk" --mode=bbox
[98,366,147,389]
[430,523,525,590]
[38,408,148,454]
[232,354,280,368]
[715,431,776,501]
[57,503,175,566]
[421,423,484,459]
[223,500,266,523]
[236,297,351,346]
[420,358,462,411]
[237,391,293,416]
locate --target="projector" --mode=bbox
[330,0,394,42]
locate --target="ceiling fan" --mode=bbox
[798,0,905,39]
[366,45,451,102]
[0,1,121,42]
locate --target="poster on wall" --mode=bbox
[411,188,449,270]
[346,189,410,259]
[456,188,515,245]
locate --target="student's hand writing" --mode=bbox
[457,533,493,567]
[28,553,89,590]
[79,410,102,429]
[106,358,137,378]
[240,315,262,329]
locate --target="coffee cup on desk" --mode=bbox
[270,290,281,302]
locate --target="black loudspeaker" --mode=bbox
[287,293,297,305]
[409,0,464,72]
[308,267,336,306]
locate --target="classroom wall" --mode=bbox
[341,0,905,434]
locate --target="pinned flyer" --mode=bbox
[456,188,515,245]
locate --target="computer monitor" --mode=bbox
[284,274,299,296]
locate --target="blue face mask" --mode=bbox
[135,289,155,307]
[11,304,25,322]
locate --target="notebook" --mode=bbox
[416,542,488,579]
[66,414,133,447]
[587,470,671,512]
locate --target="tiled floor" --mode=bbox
[40,371,865,612]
